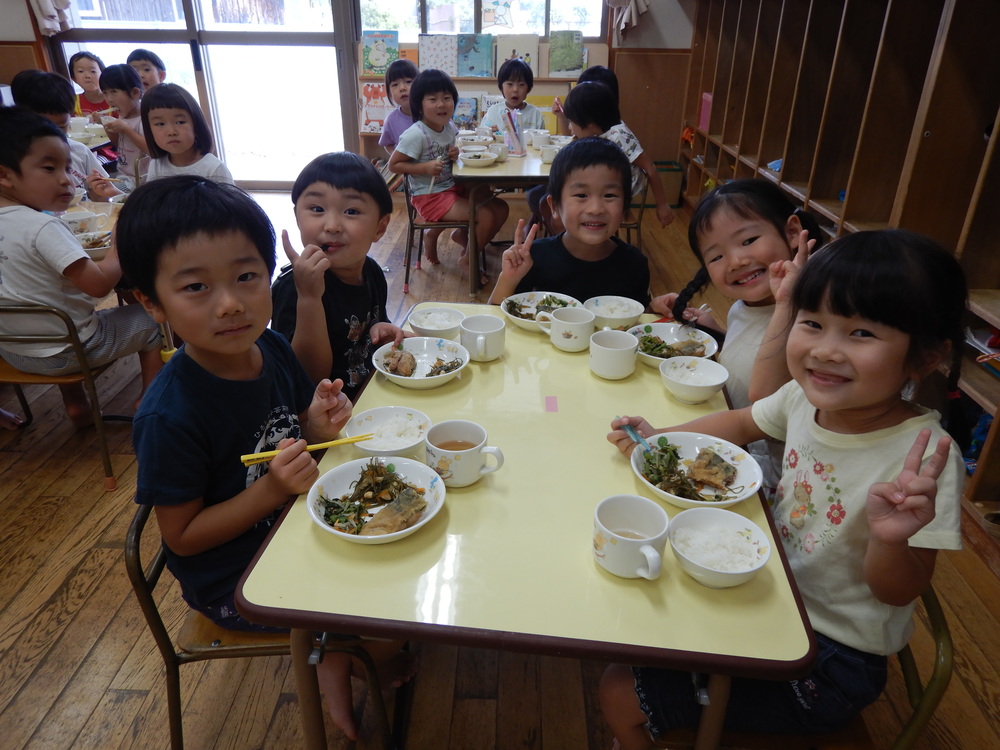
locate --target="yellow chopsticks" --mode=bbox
[240,433,374,466]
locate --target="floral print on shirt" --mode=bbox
[777,443,846,553]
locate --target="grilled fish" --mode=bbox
[359,487,428,536]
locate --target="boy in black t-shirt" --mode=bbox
[271,152,405,400]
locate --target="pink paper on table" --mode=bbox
[545,396,558,412]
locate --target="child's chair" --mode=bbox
[0,303,131,491]
[617,183,649,248]
[652,587,953,750]
[402,176,472,293]
[124,502,403,749]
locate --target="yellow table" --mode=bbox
[453,149,551,297]
[238,303,814,749]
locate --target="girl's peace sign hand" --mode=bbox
[768,229,815,304]
[500,219,538,281]
[281,229,330,300]
[867,428,951,544]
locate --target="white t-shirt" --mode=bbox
[600,122,646,199]
[752,381,963,655]
[146,152,234,184]
[395,120,458,196]
[480,101,545,134]
[0,206,98,356]
[720,300,784,496]
[67,138,108,191]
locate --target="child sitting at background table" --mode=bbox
[487,137,650,306]
[271,152,405,400]
[141,83,232,183]
[603,230,966,749]
[117,175,414,742]
[389,68,509,277]
[9,69,121,202]
[98,64,148,190]
[127,47,167,90]
[480,57,546,135]
[68,51,108,117]
[0,107,162,426]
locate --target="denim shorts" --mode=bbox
[633,632,887,740]
[192,591,289,634]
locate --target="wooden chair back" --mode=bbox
[401,176,472,293]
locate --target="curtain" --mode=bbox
[609,0,651,45]
[30,0,75,36]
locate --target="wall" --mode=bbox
[1,1,36,42]
[616,0,695,49]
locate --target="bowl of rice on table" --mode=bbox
[408,307,465,339]
[668,507,771,588]
[584,295,644,331]
[344,406,432,458]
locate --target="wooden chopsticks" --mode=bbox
[240,433,374,466]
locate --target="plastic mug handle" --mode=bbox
[475,334,487,358]
[637,544,662,580]
[478,446,505,476]
[535,311,554,333]
[94,214,110,229]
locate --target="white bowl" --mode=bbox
[460,152,497,168]
[307,457,445,544]
[68,131,95,145]
[659,356,729,404]
[69,187,87,208]
[584,295,644,331]
[457,134,494,146]
[344,406,432,458]
[459,144,488,154]
[109,193,128,204]
[669,507,771,587]
[78,230,112,260]
[373,337,470,390]
[550,135,574,146]
[627,322,719,367]
[408,307,465,339]
[629,431,762,510]
[500,291,583,332]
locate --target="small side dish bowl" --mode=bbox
[629,431,762,510]
[584,295,644,331]
[307,457,445,544]
[550,134,574,146]
[345,406,432,458]
[77,231,112,260]
[68,132,95,146]
[628,322,719,367]
[69,187,87,208]
[668,507,771,587]
[460,152,497,168]
[373,337,470,390]
[457,134,494,146]
[659,356,729,404]
[408,307,465,339]
[459,144,488,155]
[500,291,582,332]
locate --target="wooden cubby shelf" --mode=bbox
[679,0,1000,538]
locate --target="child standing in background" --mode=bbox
[480,58,546,135]
[487,138,650,306]
[127,48,167,90]
[9,70,121,202]
[68,51,108,116]
[98,64,148,189]
[604,230,966,748]
[140,83,232,183]
[271,152,405,399]
[651,179,823,496]
[389,69,509,276]
[379,59,419,155]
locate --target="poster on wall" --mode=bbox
[361,30,399,77]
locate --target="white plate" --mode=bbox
[344,405,432,457]
[627,322,720,367]
[373,337,470,389]
[308,457,445,544]
[500,291,582,332]
[629,431,762,510]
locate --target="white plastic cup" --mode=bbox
[593,495,670,579]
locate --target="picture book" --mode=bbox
[453,96,479,130]
[418,34,458,76]
[457,34,494,77]
[494,34,539,76]
[548,30,584,78]
[526,94,558,133]
[401,47,418,65]
[360,83,393,134]
[480,93,505,122]
[361,30,399,77]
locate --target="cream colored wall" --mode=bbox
[1,1,36,42]
[616,0,694,49]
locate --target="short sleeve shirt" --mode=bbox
[379,107,415,150]
[480,102,545,133]
[601,122,647,199]
[395,120,457,196]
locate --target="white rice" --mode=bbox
[666,363,715,384]
[364,414,425,449]
[592,297,638,317]
[673,527,759,572]
[412,310,459,329]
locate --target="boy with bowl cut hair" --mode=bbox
[0,106,162,426]
[271,152,406,400]
[487,136,650,306]
[118,175,412,741]
[480,57,546,134]
[127,48,167,90]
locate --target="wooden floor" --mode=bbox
[1,195,999,749]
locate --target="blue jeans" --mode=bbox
[193,591,288,634]
[633,633,887,739]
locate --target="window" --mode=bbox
[361,0,606,44]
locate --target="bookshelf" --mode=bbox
[678,0,1000,533]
